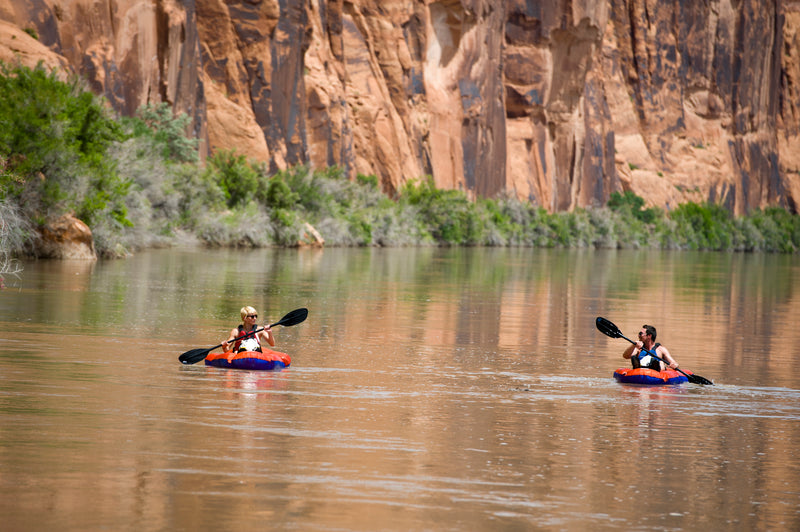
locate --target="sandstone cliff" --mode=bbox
[1,0,798,214]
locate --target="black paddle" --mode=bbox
[595,316,713,385]
[178,308,309,365]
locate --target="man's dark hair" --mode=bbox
[643,324,657,341]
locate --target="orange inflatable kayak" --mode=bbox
[205,349,291,371]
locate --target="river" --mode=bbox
[1,247,798,531]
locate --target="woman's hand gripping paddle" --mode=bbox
[595,316,713,385]
[178,308,309,365]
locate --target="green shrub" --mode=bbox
[277,165,330,214]
[356,173,379,188]
[0,198,31,254]
[195,202,272,247]
[398,176,487,245]
[128,103,199,163]
[669,202,734,250]
[482,197,516,245]
[265,175,299,209]
[0,62,130,227]
[206,150,268,208]
[608,190,661,224]
[543,209,598,248]
[745,206,800,252]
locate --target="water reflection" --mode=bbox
[5,247,800,392]
[5,247,800,388]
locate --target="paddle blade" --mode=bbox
[687,373,714,386]
[270,307,308,328]
[596,316,622,339]
[178,347,213,365]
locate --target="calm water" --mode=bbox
[1,247,798,531]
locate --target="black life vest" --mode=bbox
[631,343,662,371]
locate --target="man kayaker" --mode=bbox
[223,306,276,353]
[622,324,680,371]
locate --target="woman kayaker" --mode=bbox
[223,306,276,353]
[622,324,679,371]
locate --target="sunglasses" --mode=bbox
[246,314,258,318]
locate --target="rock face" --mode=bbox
[0,19,69,73]
[0,0,798,214]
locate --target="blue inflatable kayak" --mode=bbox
[613,367,690,385]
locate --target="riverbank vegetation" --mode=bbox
[1,62,799,271]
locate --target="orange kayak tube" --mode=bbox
[205,349,291,371]
[613,367,690,385]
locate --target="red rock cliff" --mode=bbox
[1,0,798,214]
